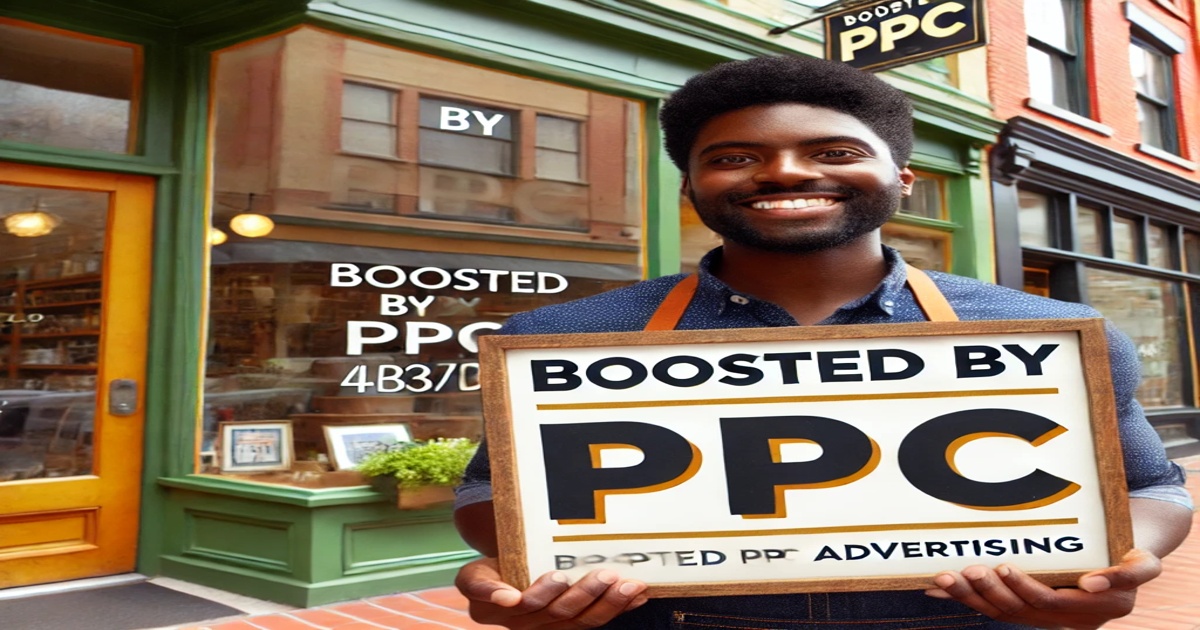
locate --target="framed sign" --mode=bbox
[219,421,293,473]
[480,320,1133,597]
[325,423,413,470]
[824,0,988,72]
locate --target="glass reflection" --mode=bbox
[0,184,107,481]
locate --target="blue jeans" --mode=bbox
[602,591,1032,629]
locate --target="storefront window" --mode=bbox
[1085,268,1183,407]
[1075,204,1104,256]
[1147,223,1171,269]
[0,19,140,153]
[1184,231,1200,273]
[204,28,643,485]
[898,173,945,220]
[1017,189,1052,247]
[1112,214,1141,264]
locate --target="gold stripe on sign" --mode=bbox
[551,518,1079,543]
[537,388,1060,411]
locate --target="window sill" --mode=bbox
[158,474,386,508]
[337,150,404,163]
[1136,143,1196,170]
[1024,99,1114,137]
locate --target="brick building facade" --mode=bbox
[986,0,1200,454]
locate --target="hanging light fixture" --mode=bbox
[229,213,274,238]
[228,192,274,238]
[209,227,228,245]
[4,200,62,238]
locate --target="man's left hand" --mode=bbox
[924,548,1162,629]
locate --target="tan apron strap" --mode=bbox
[905,264,958,322]
[644,265,958,331]
[645,274,699,331]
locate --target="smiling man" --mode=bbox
[451,56,1193,629]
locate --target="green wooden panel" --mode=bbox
[344,518,474,574]
[186,510,294,572]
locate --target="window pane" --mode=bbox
[1026,47,1071,109]
[1130,44,1169,100]
[536,148,581,182]
[898,174,943,219]
[206,28,645,485]
[1025,0,1072,51]
[1184,231,1200,274]
[1147,224,1171,269]
[881,229,947,271]
[340,120,396,156]
[418,129,514,176]
[0,22,137,153]
[1017,189,1052,247]
[418,98,513,140]
[536,115,580,152]
[1086,268,1183,407]
[1136,98,1167,149]
[1075,205,1104,255]
[1112,215,1140,263]
[0,184,108,480]
[342,83,392,123]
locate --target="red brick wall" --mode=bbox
[987,0,1198,175]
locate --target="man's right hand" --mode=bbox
[454,557,649,629]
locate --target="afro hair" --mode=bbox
[659,55,914,171]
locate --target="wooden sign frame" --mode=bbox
[480,319,1133,597]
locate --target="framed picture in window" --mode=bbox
[325,423,413,470]
[219,421,294,473]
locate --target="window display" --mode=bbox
[205,28,644,487]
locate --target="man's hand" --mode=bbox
[924,548,1162,629]
[455,557,649,629]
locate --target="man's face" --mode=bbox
[683,103,914,254]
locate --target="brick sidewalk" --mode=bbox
[187,459,1200,630]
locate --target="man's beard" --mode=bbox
[689,180,902,254]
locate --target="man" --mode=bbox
[452,55,1193,629]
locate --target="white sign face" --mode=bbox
[482,321,1132,596]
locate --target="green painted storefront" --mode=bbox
[0,0,1002,606]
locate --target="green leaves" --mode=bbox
[357,438,478,489]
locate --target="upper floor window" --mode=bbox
[1025,0,1087,115]
[0,19,141,153]
[341,83,398,158]
[418,97,516,177]
[1129,40,1178,154]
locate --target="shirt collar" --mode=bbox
[694,245,911,318]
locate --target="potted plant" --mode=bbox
[357,438,478,509]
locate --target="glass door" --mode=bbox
[0,163,152,588]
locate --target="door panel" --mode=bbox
[0,163,151,587]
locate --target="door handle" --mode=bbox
[109,379,138,416]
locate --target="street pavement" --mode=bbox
[184,457,1200,630]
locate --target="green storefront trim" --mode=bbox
[1,0,1001,606]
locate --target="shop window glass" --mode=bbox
[1184,231,1200,274]
[1147,223,1171,269]
[0,20,140,153]
[0,184,107,480]
[898,174,944,220]
[1074,204,1104,256]
[1112,215,1141,263]
[535,115,582,182]
[881,226,948,271]
[1086,268,1183,407]
[341,83,397,158]
[205,28,644,486]
[1017,189,1052,248]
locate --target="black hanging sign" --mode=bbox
[824,0,988,72]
